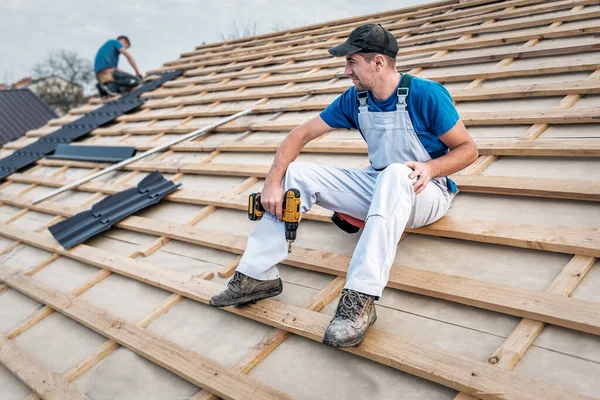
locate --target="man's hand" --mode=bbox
[136,73,144,81]
[404,161,433,195]
[261,183,285,220]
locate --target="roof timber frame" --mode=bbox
[168,0,585,66]
[169,9,600,75]
[0,227,595,400]
[177,5,600,64]
[155,0,598,74]
[2,0,600,398]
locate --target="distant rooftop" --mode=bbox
[0,88,57,146]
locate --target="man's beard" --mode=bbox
[352,77,371,91]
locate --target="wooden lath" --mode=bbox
[0,334,89,400]
[58,76,600,113]
[8,158,600,202]
[161,0,590,71]
[8,137,600,158]
[24,107,600,137]
[145,40,600,98]
[0,236,594,400]
[168,16,600,80]
[2,201,600,330]
[165,0,570,69]
[0,266,290,400]
[2,0,600,397]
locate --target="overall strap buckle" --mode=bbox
[397,87,409,109]
[357,91,369,113]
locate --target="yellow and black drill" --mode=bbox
[248,188,301,253]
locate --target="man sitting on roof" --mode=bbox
[210,24,478,348]
[94,35,144,97]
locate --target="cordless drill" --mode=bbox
[248,188,301,253]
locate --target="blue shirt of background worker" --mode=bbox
[94,39,124,73]
[93,36,144,97]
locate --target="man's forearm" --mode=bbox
[125,55,142,76]
[428,142,478,177]
[265,130,306,187]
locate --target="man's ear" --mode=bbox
[374,54,386,71]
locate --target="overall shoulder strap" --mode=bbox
[397,74,413,109]
[357,91,369,113]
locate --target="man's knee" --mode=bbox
[284,161,322,191]
[285,161,309,181]
[380,163,413,184]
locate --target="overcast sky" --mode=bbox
[0,0,428,85]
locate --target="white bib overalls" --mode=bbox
[237,80,456,297]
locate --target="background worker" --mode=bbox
[94,35,144,97]
[210,24,478,348]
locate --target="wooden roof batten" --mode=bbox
[2,0,600,399]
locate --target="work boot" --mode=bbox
[322,289,377,348]
[96,82,117,99]
[209,271,283,307]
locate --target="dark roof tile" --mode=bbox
[0,88,57,146]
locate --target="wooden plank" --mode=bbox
[171,20,600,80]
[191,276,346,400]
[0,266,289,400]
[453,80,600,102]
[251,108,600,132]
[50,105,600,137]
[162,0,594,75]
[188,0,551,53]
[414,217,600,258]
[168,0,534,65]
[144,56,600,100]
[451,175,600,202]
[217,255,242,278]
[150,36,600,97]
[9,166,600,223]
[180,0,484,59]
[210,138,600,157]
[28,159,599,206]
[454,254,597,400]
[4,175,600,256]
[81,75,599,112]
[3,216,600,337]
[114,75,600,122]
[0,256,593,399]
[475,138,600,156]
[490,255,597,370]
[186,0,463,52]
[0,334,89,400]
[174,9,599,75]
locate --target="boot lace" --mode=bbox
[334,289,368,321]
[227,271,244,292]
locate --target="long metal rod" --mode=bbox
[32,108,253,204]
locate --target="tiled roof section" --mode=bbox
[0,88,57,146]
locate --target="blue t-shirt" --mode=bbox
[94,40,124,73]
[320,75,460,160]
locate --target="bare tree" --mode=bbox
[271,20,305,32]
[32,50,94,114]
[218,19,306,42]
[220,20,258,41]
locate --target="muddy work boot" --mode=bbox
[209,271,283,307]
[322,289,377,348]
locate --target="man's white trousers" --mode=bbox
[237,161,454,297]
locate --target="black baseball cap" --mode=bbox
[328,24,399,58]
